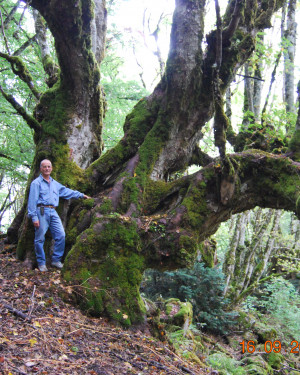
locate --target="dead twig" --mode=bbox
[27,284,36,319]
[0,298,31,321]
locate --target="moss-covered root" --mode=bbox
[62,215,146,326]
[289,129,300,161]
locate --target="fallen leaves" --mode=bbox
[0,248,204,375]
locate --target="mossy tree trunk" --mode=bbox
[6,0,107,263]
[5,0,300,325]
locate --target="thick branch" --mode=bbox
[25,0,106,96]
[0,52,41,99]
[0,85,41,132]
[222,0,243,39]
[141,151,300,269]
[13,35,37,56]
[190,146,214,167]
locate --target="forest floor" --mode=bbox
[0,242,211,375]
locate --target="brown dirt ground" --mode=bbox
[0,243,208,375]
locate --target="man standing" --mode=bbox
[28,159,90,272]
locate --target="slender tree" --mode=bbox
[283,0,297,122]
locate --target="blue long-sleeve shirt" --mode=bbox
[28,174,84,222]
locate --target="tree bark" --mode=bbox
[4,0,299,325]
[8,0,107,259]
[283,0,297,122]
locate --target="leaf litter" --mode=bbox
[0,243,206,375]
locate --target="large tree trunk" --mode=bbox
[9,0,107,262]
[5,0,300,325]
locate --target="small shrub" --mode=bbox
[142,262,236,334]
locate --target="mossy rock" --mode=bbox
[238,310,257,330]
[244,364,272,375]
[162,298,193,328]
[263,351,284,370]
[168,329,204,365]
[257,327,277,342]
[243,354,273,375]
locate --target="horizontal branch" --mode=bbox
[140,151,300,269]
[13,34,36,56]
[0,85,41,132]
[236,73,265,82]
[190,146,214,167]
[0,52,41,99]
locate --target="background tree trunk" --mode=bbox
[283,0,297,123]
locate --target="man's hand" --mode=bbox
[83,195,92,199]
[33,220,40,228]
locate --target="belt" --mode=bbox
[37,204,56,209]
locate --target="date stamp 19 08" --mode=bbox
[240,340,300,354]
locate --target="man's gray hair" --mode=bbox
[40,159,52,168]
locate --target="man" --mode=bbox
[28,159,90,272]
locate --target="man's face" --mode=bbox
[40,160,52,178]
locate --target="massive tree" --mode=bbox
[2,0,300,325]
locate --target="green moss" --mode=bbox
[142,180,170,213]
[200,238,217,268]
[178,235,198,267]
[37,83,70,141]
[98,198,113,214]
[173,302,193,326]
[66,227,78,247]
[265,352,284,370]
[182,182,208,229]
[42,55,56,71]
[136,114,173,183]
[289,129,300,161]
[257,327,277,342]
[63,216,146,325]
[168,329,204,365]
[16,221,35,261]
[48,144,86,190]
[81,199,95,209]
[119,175,140,213]
[88,98,156,179]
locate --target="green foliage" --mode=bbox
[0,0,48,228]
[242,277,300,339]
[214,221,231,263]
[101,75,149,150]
[142,262,237,334]
[206,353,246,375]
[0,105,35,229]
[100,17,149,151]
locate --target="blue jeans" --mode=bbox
[34,207,65,266]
